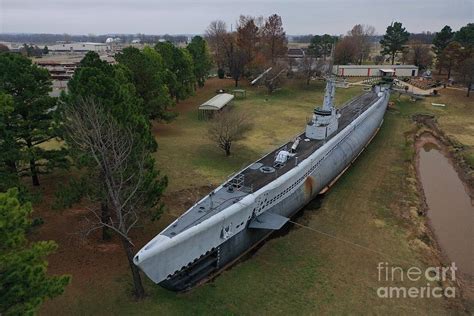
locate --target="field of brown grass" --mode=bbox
[33,78,471,315]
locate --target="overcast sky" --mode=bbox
[1,0,472,35]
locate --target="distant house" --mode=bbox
[332,65,418,77]
[287,48,305,58]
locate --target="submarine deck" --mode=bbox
[161,91,379,238]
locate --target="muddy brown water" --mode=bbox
[418,140,474,276]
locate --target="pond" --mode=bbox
[417,137,474,276]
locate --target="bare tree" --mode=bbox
[206,15,288,82]
[222,33,247,87]
[400,46,410,64]
[334,36,357,64]
[442,41,463,79]
[372,55,384,65]
[407,40,433,71]
[264,64,287,93]
[63,97,164,299]
[261,14,287,65]
[349,24,375,65]
[300,54,315,85]
[208,108,252,156]
[299,48,325,85]
[237,15,259,66]
[456,57,474,97]
[205,20,228,69]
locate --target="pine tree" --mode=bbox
[442,41,463,79]
[309,34,336,60]
[432,25,454,74]
[154,42,179,101]
[433,25,454,56]
[115,46,174,121]
[79,51,109,70]
[59,52,158,240]
[0,188,70,315]
[0,53,68,186]
[174,48,195,101]
[454,23,474,48]
[155,42,195,102]
[66,52,154,148]
[456,57,474,96]
[187,36,213,88]
[380,22,410,65]
[0,93,19,191]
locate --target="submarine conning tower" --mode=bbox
[305,78,340,140]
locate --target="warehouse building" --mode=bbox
[36,61,77,80]
[47,42,108,53]
[332,65,418,77]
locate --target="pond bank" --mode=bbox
[412,115,474,311]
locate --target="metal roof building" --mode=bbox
[198,93,234,120]
[332,65,418,77]
[47,42,108,53]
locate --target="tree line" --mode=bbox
[333,24,375,65]
[205,14,288,86]
[330,22,473,94]
[407,23,473,95]
[432,24,473,82]
[0,33,189,45]
[330,22,472,68]
[0,37,213,312]
[293,32,434,45]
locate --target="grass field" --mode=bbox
[153,79,361,192]
[37,78,472,315]
[396,88,474,167]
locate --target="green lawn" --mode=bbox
[154,79,362,193]
[399,88,474,168]
[40,79,471,315]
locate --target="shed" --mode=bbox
[379,69,395,77]
[198,93,234,120]
[287,48,305,58]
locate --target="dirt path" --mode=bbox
[396,80,437,95]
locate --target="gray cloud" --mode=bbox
[1,0,472,35]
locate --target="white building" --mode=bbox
[332,65,418,77]
[48,42,108,53]
[198,93,234,120]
